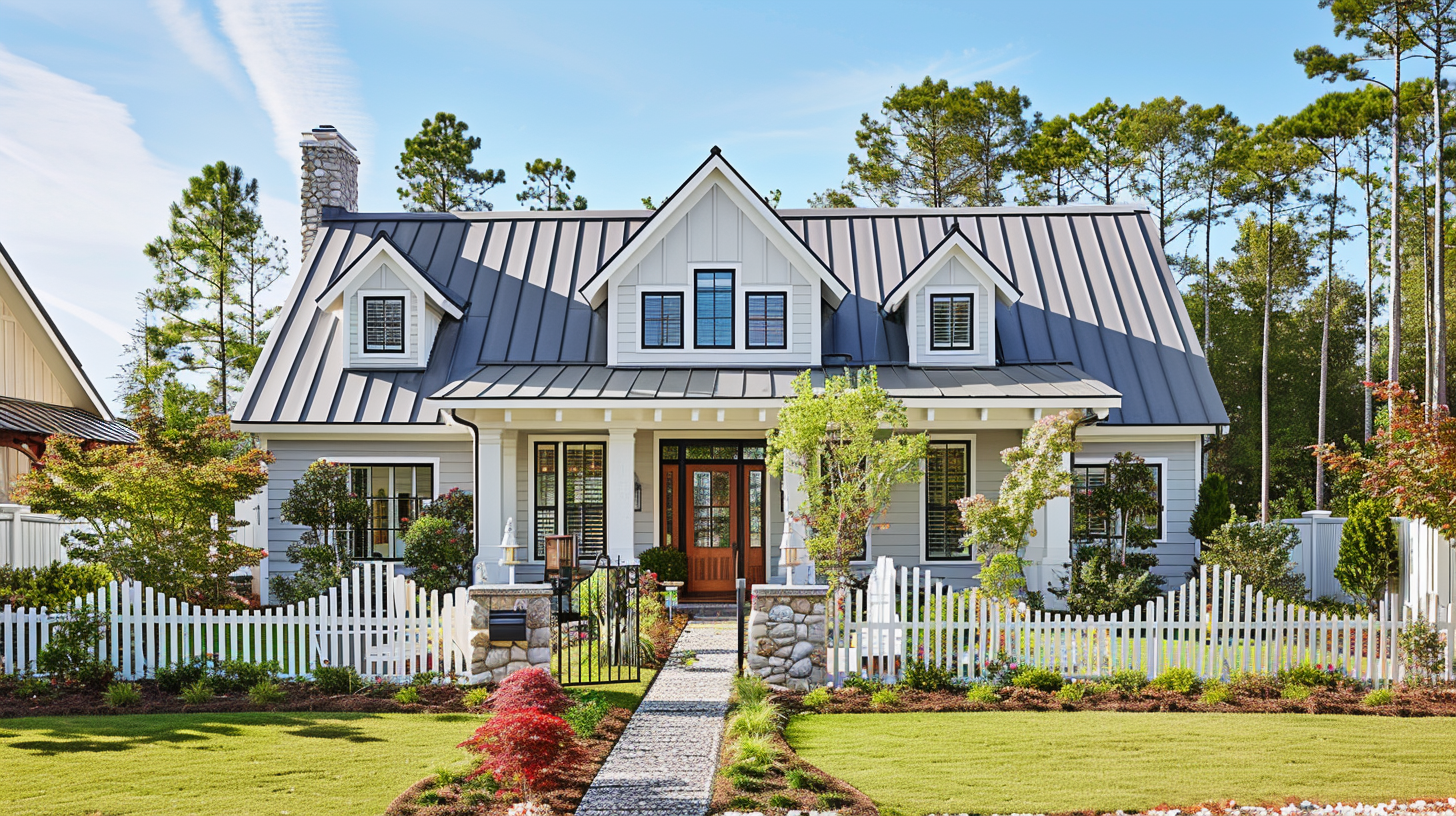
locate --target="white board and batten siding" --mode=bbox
[342,262,441,370]
[907,256,996,367]
[612,183,817,367]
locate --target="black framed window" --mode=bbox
[694,270,734,348]
[1072,462,1164,543]
[925,442,971,560]
[929,293,974,350]
[344,464,433,560]
[534,441,606,560]
[745,292,787,349]
[641,292,683,349]
[363,296,406,353]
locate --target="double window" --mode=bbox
[534,442,606,561]
[363,296,405,353]
[1072,461,1164,543]
[925,442,971,560]
[345,464,434,560]
[745,292,787,349]
[694,270,734,348]
[641,293,683,349]
[929,293,974,351]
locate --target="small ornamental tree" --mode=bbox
[1318,381,1456,534]
[14,400,271,606]
[402,516,472,593]
[1200,512,1308,603]
[273,460,369,605]
[458,709,582,797]
[1334,499,1399,612]
[488,666,572,715]
[1052,451,1162,616]
[1189,472,1234,544]
[767,368,928,587]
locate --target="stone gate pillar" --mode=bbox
[468,584,553,683]
[746,584,829,689]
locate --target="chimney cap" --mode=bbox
[300,126,357,153]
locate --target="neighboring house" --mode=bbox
[0,240,135,499]
[234,127,1227,604]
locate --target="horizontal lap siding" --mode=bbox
[264,438,473,589]
[1078,438,1200,585]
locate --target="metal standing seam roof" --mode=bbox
[0,396,137,444]
[237,205,1227,427]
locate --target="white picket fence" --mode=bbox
[0,562,472,681]
[829,556,1455,687]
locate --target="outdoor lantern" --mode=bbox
[498,518,522,585]
[544,534,577,578]
[779,521,803,586]
[634,474,642,512]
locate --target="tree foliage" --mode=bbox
[395,112,505,212]
[767,368,928,587]
[1200,513,1309,603]
[956,410,1082,560]
[13,400,271,606]
[1190,472,1234,543]
[458,709,582,796]
[517,158,587,210]
[272,460,368,605]
[402,515,472,593]
[1052,452,1163,616]
[1334,498,1400,611]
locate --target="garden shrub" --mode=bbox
[215,659,280,694]
[900,658,960,691]
[490,667,571,716]
[36,604,114,688]
[979,651,1021,688]
[785,767,825,791]
[1055,682,1087,702]
[840,673,886,693]
[180,680,213,705]
[247,679,286,706]
[462,685,490,708]
[768,794,796,809]
[1278,662,1340,689]
[727,700,781,738]
[870,687,900,708]
[1199,682,1232,705]
[1009,666,1063,693]
[1397,614,1446,684]
[1201,514,1308,603]
[726,796,758,811]
[402,515,473,594]
[638,546,687,584]
[801,687,832,710]
[410,671,440,686]
[1281,683,1313,701]
[15,674,53,699]
[313,665,365,695]
[1105,669,1149,694]
[0,562,114,609]
[734,735,779,766]
[1149,667,1200,695]
[103,681,141,707]
[731,674,770,706]
[157,656,212,694]
[1229,671,1280,698]
[458,710,583,796]
[819,792,851,809]
[562,697,609,737]
[1334,499,1399,612]
[965,684,999,704]
[395,685,422,704]
[1363,688,1394,706]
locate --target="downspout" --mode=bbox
[446,409,483,584]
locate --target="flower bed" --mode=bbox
[719,797,1456,816]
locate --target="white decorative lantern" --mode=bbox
[779,521,803,586]
[497,518,522,585]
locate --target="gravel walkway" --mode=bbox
[576,621,737,816]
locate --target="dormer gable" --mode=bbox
[315,232,465,370]
[883,225,1021,367]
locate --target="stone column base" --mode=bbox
[468,584,553,684]
[746,584,829,690]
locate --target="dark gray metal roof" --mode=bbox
[433,363,1118,402]
[0,396,137,444]
[237,204,1225,426]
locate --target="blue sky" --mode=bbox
[0,1,1355,407]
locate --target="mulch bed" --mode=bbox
[385,706,632,816]
[710,730,877,816]
[0,678,473,719]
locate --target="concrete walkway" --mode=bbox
[576,621,736,816]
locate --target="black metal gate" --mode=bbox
[552,559,642,686]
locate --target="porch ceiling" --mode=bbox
[430,363,1119,404]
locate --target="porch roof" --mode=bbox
[431,363,1119,404]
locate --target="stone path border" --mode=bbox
[576,622,736,816]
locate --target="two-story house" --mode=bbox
[234,128,1227,604]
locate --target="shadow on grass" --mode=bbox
[0,712,393,756]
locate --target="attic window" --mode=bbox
[930,293,974,351]
[363,296,405,353]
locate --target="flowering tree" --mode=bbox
[1317,382,1456,535]
[767,368,928,586]
[14,401,270,606]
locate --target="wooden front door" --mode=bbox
[686,465,736,594]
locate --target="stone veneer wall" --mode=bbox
[469,584,552,683]
[746,585,829,690]
[299,127,359,257]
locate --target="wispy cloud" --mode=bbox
[148,0,249,97]
[32,289,131,344]
[214,0,371,171]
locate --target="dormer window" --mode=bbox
[930,293,974,351]
[363,296,406,353]
[642,293,683,349]
[694,270,734,348]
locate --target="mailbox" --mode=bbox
[490,610,528,641]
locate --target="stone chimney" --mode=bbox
[299,125,358,257]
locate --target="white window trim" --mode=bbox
[741,284,793,351]
[1071,455,1169,543]
[356,287,413,361]
[527,434,610,564]
[919,435,978,564]
[634,285,691,354]
[920,284,983,358]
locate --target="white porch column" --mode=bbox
[607,428,636,564]
[1022,452,1071,605]
[780,451,809,584]
[474,429,504,583]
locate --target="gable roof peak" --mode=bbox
[882,224,1021,310]
[314,230,465,317]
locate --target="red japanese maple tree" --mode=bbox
[1317,382,1456,534]
[487,667,572,716]
[458,709,582,796]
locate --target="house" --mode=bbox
[233,127,1227,604]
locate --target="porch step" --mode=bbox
[674,603,739,622]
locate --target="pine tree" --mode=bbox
[1190,473,1234,544]
[395,112,505,212]
[517,158,587,211]
[1334,499,1399,611]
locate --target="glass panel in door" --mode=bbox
[686,465,736,594]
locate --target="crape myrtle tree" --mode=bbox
[13,398,272,606]
[767,368,928,587]
[273,460,369,605]
[396,112,506,212]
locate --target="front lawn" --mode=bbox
[0,711,479,816]
[787,711,1456,816]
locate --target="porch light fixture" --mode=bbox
[779,521,804,586]
[634,474,642,512]
[545,534,577,580]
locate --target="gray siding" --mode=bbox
[264,438,473,592]
[910,256,995,367]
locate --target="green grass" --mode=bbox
[787,711,1456,816]
[0,711,483,816]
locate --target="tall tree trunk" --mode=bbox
[1365,140,1376,439]
[1436,40,1449,406]
[1205,184,1215,349]
[1262,199,1275,522]
[1391,32,1405,402]
[1318,168,1338,510]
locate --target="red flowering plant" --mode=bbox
[1316,382,1456,535]
[458,709,583,797]
[488,667,572,716]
